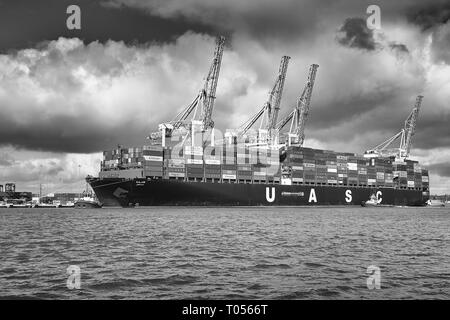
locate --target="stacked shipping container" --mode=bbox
[99,145,429,190]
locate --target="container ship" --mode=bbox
[87,37,430,207]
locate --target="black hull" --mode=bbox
[88,178,428,207]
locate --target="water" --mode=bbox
[0,206,449,299]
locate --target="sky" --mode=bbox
[0,0,449,194]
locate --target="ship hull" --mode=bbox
[88,178,428,207]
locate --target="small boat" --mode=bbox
[33,202,60,208]
[73,183,102,209]
[426,199,445,207]
[361,194,380,207]
[74,196,102,208]
[60,201,75,208]
[0,201,11,208]
[361,194,394,207]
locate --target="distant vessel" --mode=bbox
[426,199,445,207]
[33,202,59,208]
[0,183,32,208]
[60,201,75,208]
[0,199,32,208]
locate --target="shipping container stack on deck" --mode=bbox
[347,155,358,186]
[422,169,429,190]
[250,147,281,184]
[413,162,422,189]
[325,151,338,186]
[98,143,429,193]
[204,146,221,182]
[222,144,237,182]
[336,154,348,186]
[269,148,282,183]
[237,146,252,183]
[252,148,267,183]
[282,146,303,184]
[185,146,204,181]
[143,145,163,177]
[315,150,327,185]
[357,157,368,187]
[393,161,408,188]
[303,148,316,185]
[164,147,185,180]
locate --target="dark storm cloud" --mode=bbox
[104,0,337,42]
[427,162,450,177]
[0,112,149,153]
[405,1,450,64]
[0,35,231,153]
[413,115,450,150]
[430,23,450,64]
[406,1,450,30]
[0,0,448,155]
[336,18,377,51]
[389,42,409,54]
[0,0,213,52]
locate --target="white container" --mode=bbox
[143,155,163,162]
[168,172,185,178]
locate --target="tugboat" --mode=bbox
[426,199,445,207]
[74,181,102,209]
[361,193,394,207]
[361,194,380,207]
[74,193,102,208]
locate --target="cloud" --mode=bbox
[427,162,450,177]
[430,22,450,64]
[336,18,377,51]
[0,153,13,166]
[389,42,410,54]
[0,21,448,155]
[0,0,449,193]
[104,0,333,41]
[405,2,450,65]
[0,146,102,193]
[0,34,233,153]
[406,1,450,30]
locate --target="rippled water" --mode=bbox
[0,206,449,299]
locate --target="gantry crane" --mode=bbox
[364,95,424,160]
[232,56,290,146]
[148,36,226,147]
[275,64,319,147]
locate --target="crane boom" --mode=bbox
[230,56,290,144]
[275,109,295,132]
[275,64,319,146]
[148,36,226,144]
[364,95,424,160]
[403,95,423,157]
[294,64,319,146]
[199,36,226,131]
[266,56,290,131]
